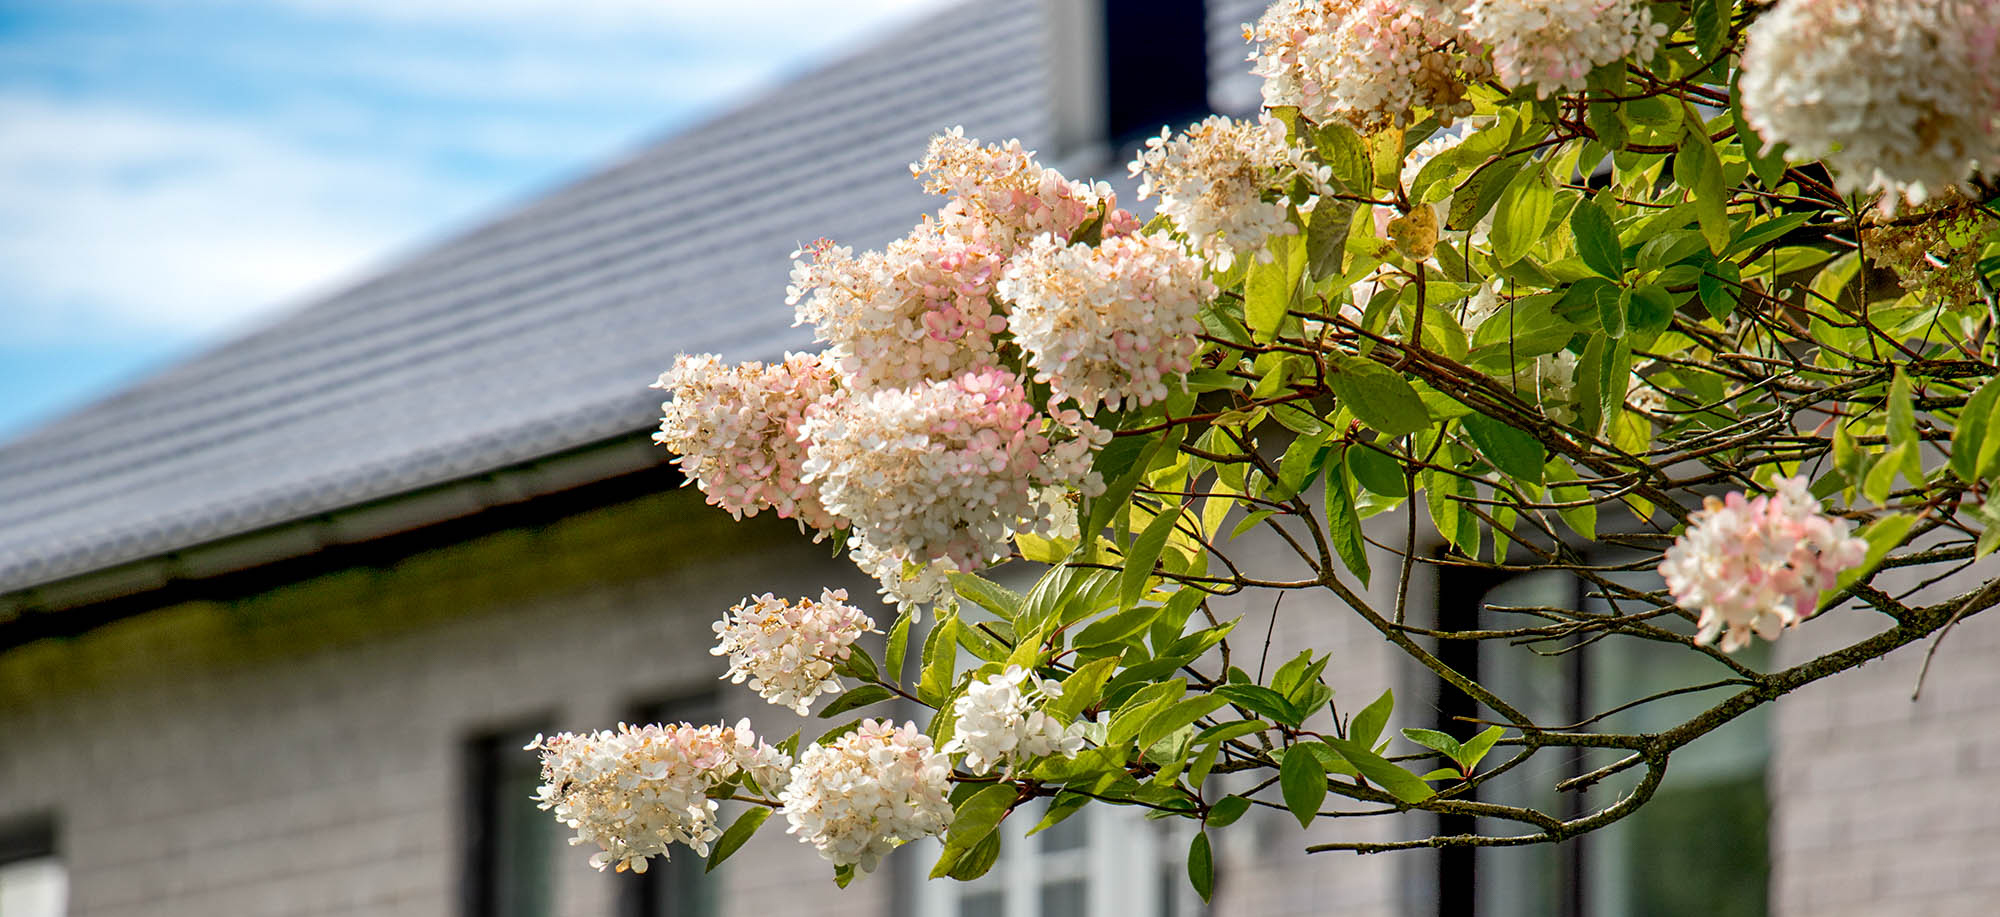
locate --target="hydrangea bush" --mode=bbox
[537,0,2000,894]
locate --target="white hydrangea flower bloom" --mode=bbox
[800,369,1104,609]
[712,588,878,715]
[1247,0,1488,131]
[997,232,1216,412]
[913,128,1141,250]
[787,218,1012,391]
[1740,0,2000,207]
[652,352,843,533]
[1127,113,1330,271]
[942,665,1090,775]
[1463,0,1665,98]
[527,721,791,874]
[1659,476,1869,652]
[779,719,953,873]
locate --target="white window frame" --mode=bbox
[911,801,1201,917]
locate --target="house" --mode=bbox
[2,2,1996,916]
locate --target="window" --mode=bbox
[910,801,1203,917]
[1432,569,1770,917]
[0,816,62,917]
[622,692,725,917]
[463,724,557,917]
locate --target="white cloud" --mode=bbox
[0,94,485,339]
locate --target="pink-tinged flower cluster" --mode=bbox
[652,352,843,532]
[942,666,1091,775]
[913,127,1139,248]
[1128,113,1331,270]
[712,588,878,715]
[779,719,953,873]
[800,369,1103,607]
[527,721,791,873]
[788,215,1011,390]
[1659,476,1869,652]
[1464,0,1665,98]
[998,232,1215,411]
[1741,0,2000,207]
[1246,0,1489,131]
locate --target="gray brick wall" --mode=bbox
[0,491,893,917]
[1771,579,2000,917]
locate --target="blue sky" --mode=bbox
[0,0,951,439]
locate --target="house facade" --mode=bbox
[2,2,1996,916]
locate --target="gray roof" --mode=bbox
[0,0,1270,596]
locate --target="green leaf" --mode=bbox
[1214,684,1304,727]
[1864,442,1909,505]
[817,685,894,718]
[1121,500,1187,609]
[1073,604,1162,649]
[1326,357,1432,437]
[1570,197,1623,279]
[1280,744,1328,827]
[942,784,1015,851]
[941,832,1002,881]
[1676,120,1729,253]
[1320,736,1436,803]
[1400,727,1464,761]
[834,864,856,888]
[1313,121,1371,192]
[1698,261,1741,320]
[918,610,960,706]
[1725,212,1814,257]
[1691,0,1728,60]
[1596,283,1627,339]
[1307,199,1358,280]
[1188,832,1215,902]
[1626,285,1675,337]
[1888,369,1918,456]
[1324,463,1372,587]
[1951,377,2000,482]
[1140,695,1230,753]
[1347,444,1408,497]
[1461,415,1546,483]
[1246,234,1300,342]
[1458,726,1505,771]
[949,573,1022,621]
[1108,679,1188,745]
[705,806,773,873]
[1207,795,1251,828]
[1349,688,1394,749]
[1448,156,1527,232]
[1492,164,1553,266]
[1546,458,1598,541]
[885,607,914,681]
[1193,719,1271,748]
[1027,791,1089,837]
[1049,655,1120,722]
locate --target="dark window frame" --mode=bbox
[0,814,56,867]
[1430,564,1592,917]
[462,717,558,917]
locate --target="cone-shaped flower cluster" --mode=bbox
[1659,477,1869,652]
[712,589,877,715]
[942,666,1091,775]
[801,369,1102,606]
[1463,0,1665,99]
[1740,0,2000,207]
[652,352,844,532]
[527,722,791,874]
[779,719,954,874]
[998,232,1215,411]
[1129,113,1330,271]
